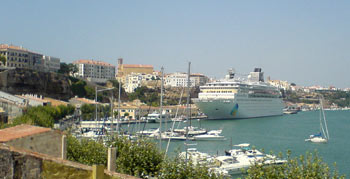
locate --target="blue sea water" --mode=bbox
[125,110,350,177]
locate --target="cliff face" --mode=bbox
[0,69,73,100]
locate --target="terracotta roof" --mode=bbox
[0,124,51,142]
[73,59,115,67]
[44,97,68,107]
[72,97,99,105]
[0,44,26,51]
[122,64,153,68]
[0,44,42,55]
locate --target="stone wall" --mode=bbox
[0,144,139,179]
[0,146,42,178]
[5,130,63,158]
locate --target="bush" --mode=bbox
[12,105,75,128]
[159,156,221,179]
[245,150,345,179]
[67,135,107,165]
[108,137,164,177]
[67,134,222,179]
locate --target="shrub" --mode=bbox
[245,150,345,179]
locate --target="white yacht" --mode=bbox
[145,112,171,123]
[193,68,284,119]
[305,98,330,143]
[223,143,287,174]
[136,128,159,137]
[179,148,214,164]
[173,126,207,136]
[193,130,226,141]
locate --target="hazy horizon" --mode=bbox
[1,1,349,88]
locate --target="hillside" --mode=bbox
[0,68,73,100]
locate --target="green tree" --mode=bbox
[245,151,345,179]
[0,55,6,66]
[67,135,107,165]
[68,63,78,74]
[71,80,87,97]
[58,62,70,74]
[58,62,78,75]
[81,104,95,121]
[84,85,96,100]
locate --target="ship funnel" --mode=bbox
[248,68,264,82]
[228,68,235,79]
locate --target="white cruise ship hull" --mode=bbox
[194,97,284,119]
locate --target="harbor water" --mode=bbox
[123,110,350,177]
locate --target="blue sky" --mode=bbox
[1,1,349,88]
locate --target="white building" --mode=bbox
[73,59,115,84]
[124,73,158,93]
[164,72,208,87]
[268,79,291,90]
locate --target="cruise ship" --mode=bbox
[193,68,284,119]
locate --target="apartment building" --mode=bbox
[164,72,209,87]
[124,72,158,92]
[0,44,41,69]
[73,59,116,84]
[0,44,60,72]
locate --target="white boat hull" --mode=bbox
[194,135,226,141]
[305,137,328,143]
[194,97,284,119]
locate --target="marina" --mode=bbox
[114,110,350,177]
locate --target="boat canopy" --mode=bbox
[313,132,322,137]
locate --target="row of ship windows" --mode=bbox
[202,87,238,89]
[247,94,280,98]
[204,91,233,93]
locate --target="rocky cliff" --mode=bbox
[0,69,73,100]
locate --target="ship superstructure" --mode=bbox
[193,68,284,119]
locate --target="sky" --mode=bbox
[1,1,350,88]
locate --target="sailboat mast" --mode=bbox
[321,98,330,140]
[117,79,121,133]
[159,67,164,150]
[185,62,191,163]
[319,98,326,138]
[165,84,185,155]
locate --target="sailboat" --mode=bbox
[305,97,330,143]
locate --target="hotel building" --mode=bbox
[73,59,116,84]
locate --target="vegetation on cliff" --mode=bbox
[322,91,350,107]
[0,68,73,100]
[58,62,78,75]
[69,77,97,100]
[7,105,75,128]
[283,89,350,108]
